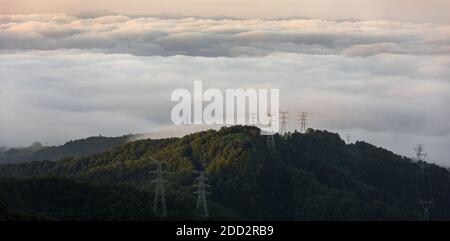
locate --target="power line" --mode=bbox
[149,157,168,218]
[41,161,54,175]
[266,113,275,149]
[298,112,308,133]
[414,144,427,163]
[414,144,433,221]
[279,111,288,136]
[346,133,351,144]
[419,200,433,221]
[266,135,275,149]
[193,171,210,218]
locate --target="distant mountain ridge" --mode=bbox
[0,135,133,164]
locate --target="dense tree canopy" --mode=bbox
[0,126,449,220]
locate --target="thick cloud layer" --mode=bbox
[0,14,449,165]
[1,14,449,57]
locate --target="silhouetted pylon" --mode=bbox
[193,171,210,218]
[266,113,276,148]
[280,111,288,136]
[149,156,168,218]
[298,112,308,133]
[414,145,433,221]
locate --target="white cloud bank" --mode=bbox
[1,14,449,57]
[0,14,449,165]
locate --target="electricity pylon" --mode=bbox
[414,144,427,165]
[41,161,53,175]
[266,113,275,148]
[266,134,275,149]
[346,134,351,143]
[280,111,288,136]
[414,145,433,221]
[420,200,433,221]
[298,112,308,133]
[150,157,168,218]
[194,171,210,218]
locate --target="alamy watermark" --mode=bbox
[171,81,280,135]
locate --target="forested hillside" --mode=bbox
[0,126,449,220]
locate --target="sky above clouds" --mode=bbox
[1,0,450,23]
[0,9,449,164]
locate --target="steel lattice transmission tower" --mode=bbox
[266,134,275,149]
[194,171,210,218]
[279,111,288,136]
[420,200,433,221]
[414,144,433,221]
[266,113,276,148]
[298,112,308,133]
[346,134,351,144]
[41,161,52,175]
[150,157,168,218]
[414,144,427,164]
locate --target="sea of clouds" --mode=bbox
[1,14,449,57]
[0,14,449,164]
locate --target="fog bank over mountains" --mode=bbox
[0,14,449,165]
[1,14,449,57]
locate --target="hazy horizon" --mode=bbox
[1,0,450,23]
